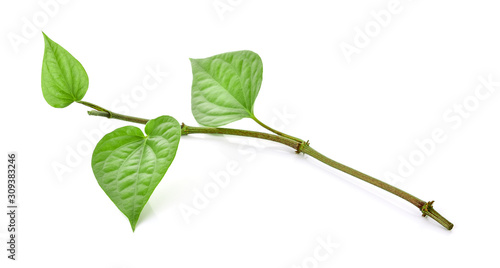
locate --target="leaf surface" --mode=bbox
[41,33,89,108]
[190,50,263,126]
[92,116,181,230]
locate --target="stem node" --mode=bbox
[296,140,310,153]
[420,201,454,230]
[181,123,189,135]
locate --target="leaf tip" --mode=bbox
[42,31,51,44]
[128,215,139,232]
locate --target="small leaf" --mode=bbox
[41,32,89,108]
[190,50,263,127]
[91,116,181,231]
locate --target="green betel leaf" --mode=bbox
[91,116,181,231]
[41,32,89,108]
[190,50,263,127]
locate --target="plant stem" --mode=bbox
[301,145,453,230]
[251,114,304,143]
[85,106,454,230]
[85,108,149,124]
[77,101,111,113]
[86,110,302,150]
[301,145,425,207]
[181,124,300,149]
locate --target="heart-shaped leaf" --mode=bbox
[190,50,263,127]
[41,32,89,108]
[92,116,181,231]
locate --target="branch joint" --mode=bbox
[296,140,310,154]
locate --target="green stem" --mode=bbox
[77,101,111,113]
[181,124,300,149]
[85,105,454,230]
[300,145,425,207]
[301,145,453,230]
[251,114,304,143]
[80,100,149,125]
[87,110,149,125]
[86,110,303,151]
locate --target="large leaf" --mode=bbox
[41,32,89,108]
[190,50,263,127]
[92,116,181,231]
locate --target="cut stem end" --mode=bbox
[421,201,454,230]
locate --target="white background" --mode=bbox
[1,0,500,267]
